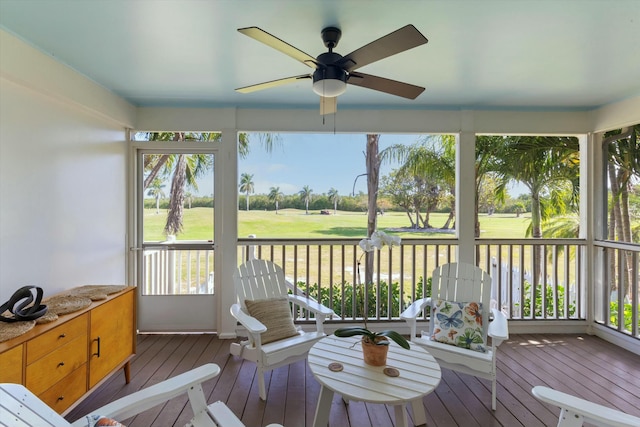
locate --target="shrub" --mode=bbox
[298,275,432,319]
[520,280,576,318]
[610,301,640,332]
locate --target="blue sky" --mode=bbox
[238,133,421,197]
[192,132,527,198]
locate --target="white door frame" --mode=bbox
[129,142,219,332]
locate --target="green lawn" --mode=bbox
[143,208,532,240]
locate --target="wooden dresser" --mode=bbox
[0,287,136,415]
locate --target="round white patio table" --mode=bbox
[308,335,441,427]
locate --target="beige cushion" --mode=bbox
[244,297,298,344]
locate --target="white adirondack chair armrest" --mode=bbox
[70,363,221,427]
[532,386,640,427]
[230,303,267,334]
[288,294,334,317]
[488,308,509,344]
[400,297,432,320]
[400,297,432,340]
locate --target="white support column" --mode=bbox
[587,132,603,331]
[216,126,240,339]
[457,111,476,264]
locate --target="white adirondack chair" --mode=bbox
[532,386,640,427]
[400,262,509,410]
[229,259,334,400]
[0,363,282,427]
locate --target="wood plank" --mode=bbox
[65,333,640,427]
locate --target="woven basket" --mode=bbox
[43,295,92,315]
[70,285,128,301]
[0,320,35,343]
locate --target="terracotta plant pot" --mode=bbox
[361,336,389,366]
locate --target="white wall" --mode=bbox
[0,78,128,299]
[0,29,134,301]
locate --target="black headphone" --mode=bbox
[0,286,48,322]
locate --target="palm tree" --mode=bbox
[268,186,284,214]
[605,125,640,295]
[328,187,339,214]
[238,133,280,159]
[164,151,212,236]
[147,178,166,214]
[142,131,277,237]
[490,135,580,287]
[142,132,217,236]
[239,173,255,211]
[299,185,313,214]
[387,136,454,229]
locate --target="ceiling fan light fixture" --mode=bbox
[312,65,347,97]
[312,78,347,97]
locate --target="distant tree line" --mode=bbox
[144,190,533,216]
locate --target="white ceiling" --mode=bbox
[1,0,639,113]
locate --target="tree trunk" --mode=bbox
[143,154,171,190]
[404,210,416,228]
[365,134,380,287]
[608,162,620,292]
[616,167,633,296]
[165,154,187,236]
[530,191,543,293]
[442,209,455,229]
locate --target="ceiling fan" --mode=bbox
[235,25,428,115]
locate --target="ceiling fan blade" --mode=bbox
[320,96,337,115]
[236,74,311,93]
[336,25,428,72]
[348,72,425,99]
[238,27,318,68]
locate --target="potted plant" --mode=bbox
[334,231,410,366]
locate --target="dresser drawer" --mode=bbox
[0,344,23,383]
[39,364,87,414]
[26,334,87,395]
[27,314,88,364]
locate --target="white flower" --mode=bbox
[359,237,376,252]
[359,231,401,253]
[369,232,384,250]
[387,234,401,247]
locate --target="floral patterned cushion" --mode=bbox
[431,299,486,352]
[86,415,126,426]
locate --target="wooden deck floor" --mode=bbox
[66,333,640,427]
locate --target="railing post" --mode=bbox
[248,234,257,260]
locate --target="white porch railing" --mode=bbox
[142,246,214,295]
[140,238,639,339]
[237,238,588,322]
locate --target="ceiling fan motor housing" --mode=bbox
[321,27,342,49]
[313,52,347,82]
[312,51,347,97]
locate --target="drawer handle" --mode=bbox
[57,362,65,367]
[59,333,66,338]
[93,336,101,358]
[57,396,64,401]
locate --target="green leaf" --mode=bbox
[334,327,374,339]
[379,330,411,349]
